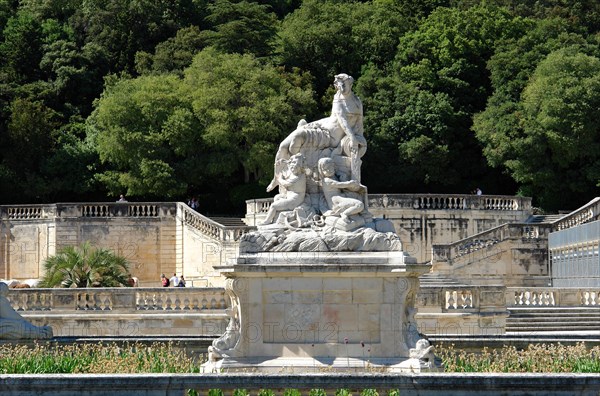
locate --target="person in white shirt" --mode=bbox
[169,273,179,287]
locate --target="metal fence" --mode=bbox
[549,220,600,287]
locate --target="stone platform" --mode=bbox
[207,251,436,372]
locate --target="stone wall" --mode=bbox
[0,203,253,287]
[8,287,228,337]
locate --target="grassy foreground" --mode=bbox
[1,342,599,374]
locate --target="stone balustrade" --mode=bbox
[506,287,600,307]
[553,197,600,231]
[0,202,176,220]
[6,287,230,337]
[181,203,254,242]
[369,194,530,211]
[432,223,552,263]
[7,287,229,312]
[245,194,532,220]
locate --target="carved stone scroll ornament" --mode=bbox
[208,278,243,362]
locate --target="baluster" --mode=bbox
[201,297,208,309]
[210,297,217,309]
[43,293,52,310]
[464,291,472,308]
[446,291,455,310]
[174,294,181,310]
[104,294,111,310]
[154,292,163,310]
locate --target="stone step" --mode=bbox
[508,307,600,314]
[419,274,467,287]
[207,216,248,227]
[506,307,600,332]
[524,214,563,223]
[506,326,600,332]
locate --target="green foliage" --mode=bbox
[474,18,600,210]
[439,342,600,373]
[90,48,316,200]
[38,241,131,288]
[183,47,316,185]
[0,342,201,374]
[360,4,527,193]
[277,0,413,99]
[1,0,600,211]
[203,0,278,57]
[135,26,208,75]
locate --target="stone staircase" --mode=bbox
[524,214,564,223]
[506,307,600,333]
[419,273,469,287]
[206,216,248,227]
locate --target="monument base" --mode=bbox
[203,356,442,373]
[206,252,442,373]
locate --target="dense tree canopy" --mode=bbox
[90,47,315,205]
[0,0,599,213]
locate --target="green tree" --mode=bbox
[38,242,131,288]
[476,45,600,210]
[203,0,278,58]
[473,18,596,210]
[0,10,43,82]
[89,73,196,198]
[359,4,527,193]
[135,26,208,75]
[89,47,316,203]
[277,0,413,100]
[183,47,316,185]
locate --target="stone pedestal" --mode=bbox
[205,251,437,372]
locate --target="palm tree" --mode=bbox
[38,242,132,288]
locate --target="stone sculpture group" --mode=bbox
[241,74,401,253]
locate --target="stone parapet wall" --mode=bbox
[0,202,254,287]
[7,287,229,337]
[2,373,600,395]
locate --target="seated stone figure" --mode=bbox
[318,157,366,224]
[0,283,53,339]
[262,153,307,225]
[266,73,366,193]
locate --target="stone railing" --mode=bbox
[444,289,476,310]
[432,223,552,263]
[552,197,600,231]
[368,194,531,211]
[1,202,177,220]
[507,287,600,307]
[7,287,229,312]
[245,194,531,217]
[418,285,506,313]
[180,203,255,242]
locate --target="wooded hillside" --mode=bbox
[1,0,599,213]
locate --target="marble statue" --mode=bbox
[241,73,400,252]
[262,153,307,225]
[0,283,53,339]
